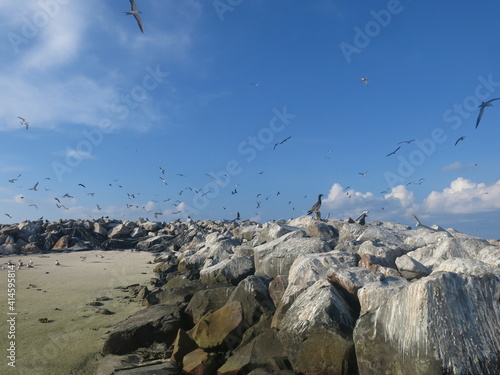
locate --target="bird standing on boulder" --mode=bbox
[307,194,324,220]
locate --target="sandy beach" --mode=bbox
[1,250,156,375]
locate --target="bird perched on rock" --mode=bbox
[307,194,324,220]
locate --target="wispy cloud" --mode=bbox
[442,161,478,172]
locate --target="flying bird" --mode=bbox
[18,116,29,129]
[29,182,39,191]
[78,183,86,188]
[398,139,415,145]
[29,204,38,209]
[273,136,291,150]
[250,82,261,86]
[159,167,165,174]
[476,98,500,128]
[360,77,368,86]
[62,193,74,198]
[386,146,401,157]
[124,0,144,33]
[358,171,367,176]
[5,213,12,218]
[454,136,466,146]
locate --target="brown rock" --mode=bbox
[183,348,220,375]
[171,328,199,363]
[188,301,244,350]
[268,275,288,307]
[52,235,71,250]
[217,330,292,375]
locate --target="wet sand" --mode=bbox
[0,250,156,375]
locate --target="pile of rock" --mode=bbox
[86,216,500,375]
[0,218,237,255]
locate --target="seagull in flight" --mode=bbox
[29,182,39,191]
[125,0,144,33]
[476,98,500,128]
[386,146,401,157]
[454,136,466,146]
[360,77,368,86]
[250,82,261,86]
[398,139,416,145]
[358,171,367,176]
[273,136,291,150]
[18,117,29,129]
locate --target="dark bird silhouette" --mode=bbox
[307,194,324,217]
[62,193,73,198]
[78,183,86,188]
[5,213,12,218]
[398,139,415,145]
[273,136,291,150]
[18,116,29,129]
[235,212,240,221]
[358,171,367,176]
[476,98,500,128]
[454,136,466,146]
[125,0,144,33]
[29,182,39,191]
[386,146,401,157]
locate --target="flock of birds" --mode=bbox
[3,1,498,226]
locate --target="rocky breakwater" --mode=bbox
[2,216,498,374]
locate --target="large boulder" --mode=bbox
[226,275,275,329]
[102,304,184,355]
[199,256,255,286]
[277,280,358,374]
[188,301,245,350]
[357,275,410,314]
[272,250,358,328]
[185,286,236,324]
[254,231,331,278]
[256,223,299,245]
[217,330,292,374]
[354,271,500,375]
[108,224,131,239]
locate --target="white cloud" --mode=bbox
[442,161,478,172]
[424,178,500,214]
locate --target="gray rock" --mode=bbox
[136,236,169,252]
[256,222,299,245]
[327,265,384,295]
[305,221,339,247]
[357,276,410,314]
[254,230,331,278]
[227,275,275,329]
[200,256,255,286]
[395,254,431,280]
[102,304,183,355]
[432,258,500,277]
[277,280,357,374]
[271,249,358,328]
[354,271,500,375]
[108,224,131,239]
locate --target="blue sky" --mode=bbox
[1,0,500,239]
